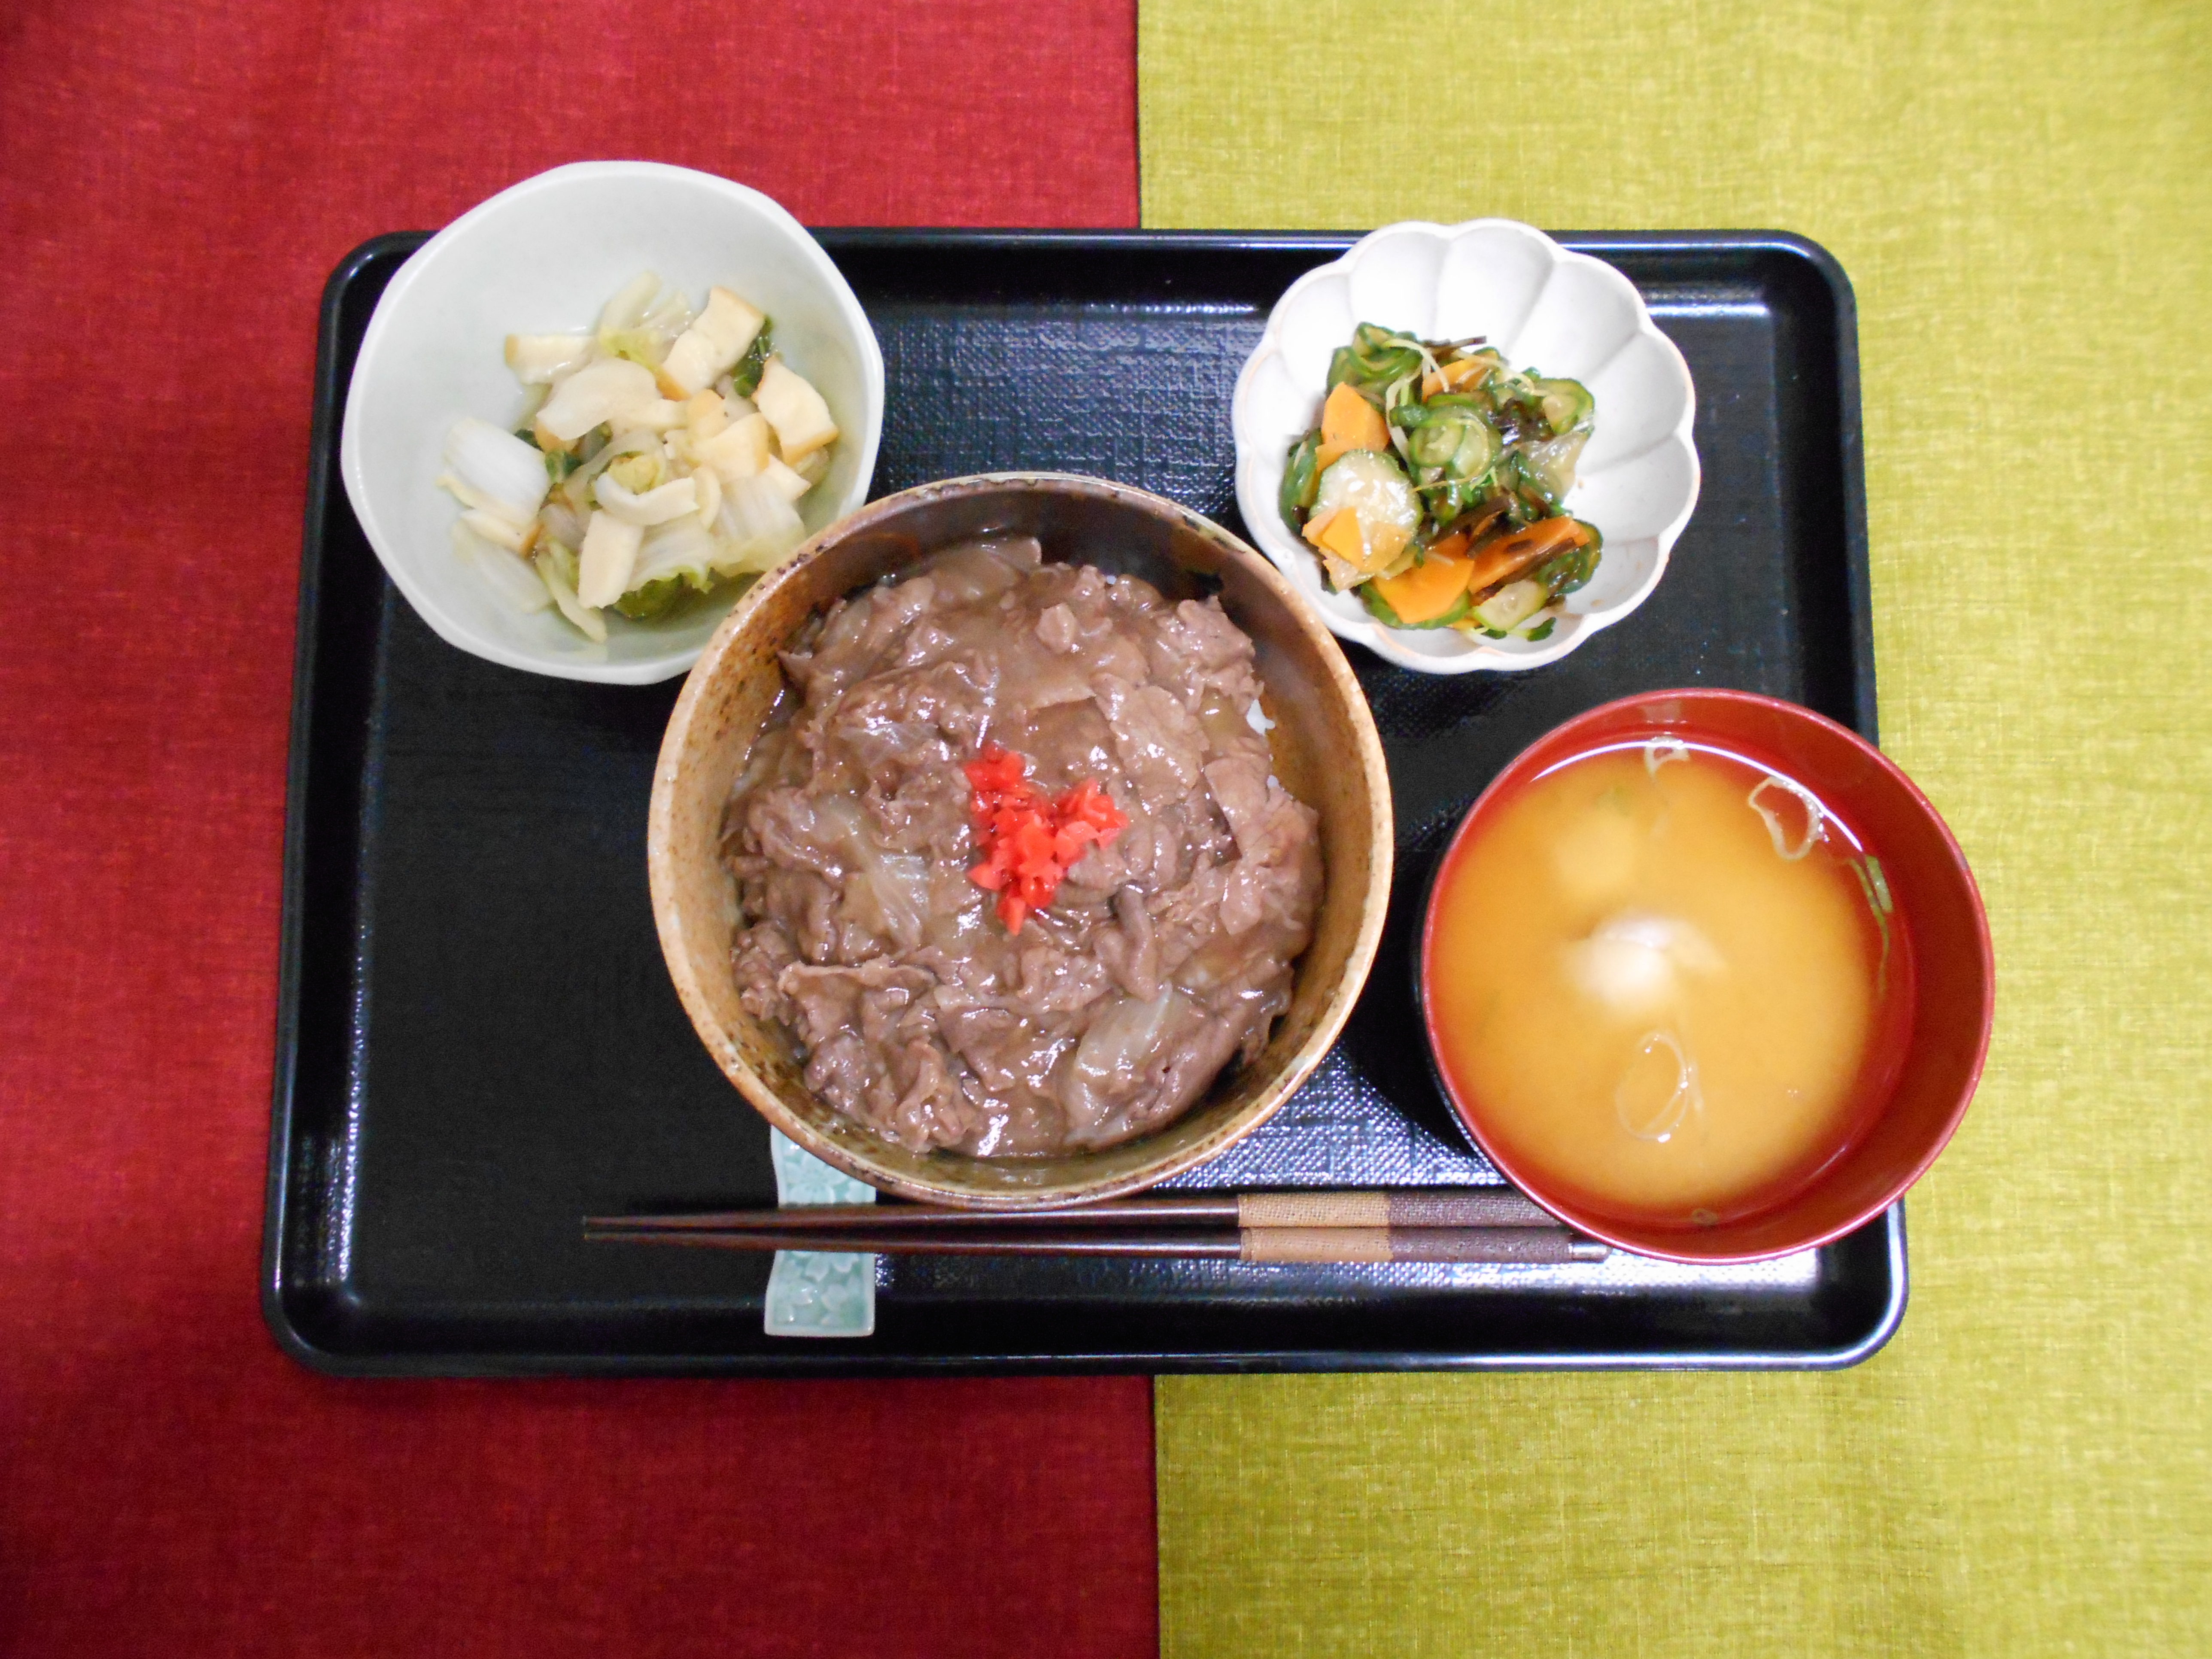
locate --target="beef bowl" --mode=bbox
[647,473,1393,1207]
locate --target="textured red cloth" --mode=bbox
[0,3,1152,1654]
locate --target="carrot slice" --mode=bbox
[1313,507,1367,564]
[1316,382,1389,471]
[1419,357,1492,398]
[1372,548,1475,624]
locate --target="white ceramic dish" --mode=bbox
[1231,219,1698,675]
[340,161,885,684]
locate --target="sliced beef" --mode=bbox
[722,538,1324,1156]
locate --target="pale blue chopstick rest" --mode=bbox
[764,1130,877,1338]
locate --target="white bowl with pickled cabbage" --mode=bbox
[340,161,884,684]
[1231,220,1697,675]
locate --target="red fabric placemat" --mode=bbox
[0,4,1152,1654]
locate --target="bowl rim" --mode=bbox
[1231,216,1700,676]
[338,159,887,686]
[1417,687,1993,1262]
[647,469,1396,1206]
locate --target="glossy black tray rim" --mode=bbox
[264,227,1902,1376]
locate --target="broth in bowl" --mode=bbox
[1427,735,1912,1230]
[1422,688,1990,1262]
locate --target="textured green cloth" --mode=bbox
[1140,3,2210,1653]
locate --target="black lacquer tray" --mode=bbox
[264,229,1902,1374]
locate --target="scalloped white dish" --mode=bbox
[1232,220,1698,674]
[340,162,885,685]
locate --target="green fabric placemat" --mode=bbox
[1139,2,2210,1653]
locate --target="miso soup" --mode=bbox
[1427,740,1909,1225]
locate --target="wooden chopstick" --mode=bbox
[583,1220,1608,1265]
[584,1187,1561,1235]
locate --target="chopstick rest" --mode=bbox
[762,1130,876,1339]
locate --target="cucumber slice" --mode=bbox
[1520,430,1589,507]
[1443,417,1498,480]
[1533,377,1595,435]
[1330,324,1424,393]
[1404,418,1458,469]
[1473,578,1548,632]
[1495,448,1567,517]
[1415,476,1482,529]
[1399,395,1500,479]
[1313,449,1421,542]
[1280,429,1322,532]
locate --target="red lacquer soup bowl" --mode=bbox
[1419,689,1993,1263]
